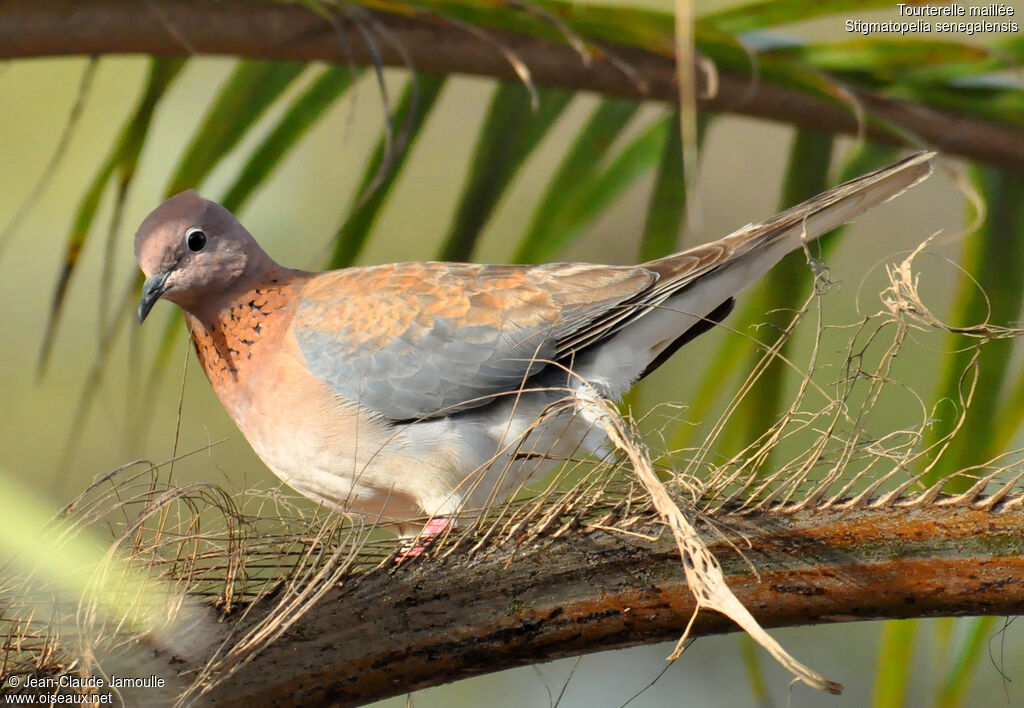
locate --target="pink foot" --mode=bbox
[393,517,452,564]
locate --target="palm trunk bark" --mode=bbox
[124,503,1024,706]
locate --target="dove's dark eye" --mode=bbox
[186,228,207,252]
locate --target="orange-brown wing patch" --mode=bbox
[291,262,654,420]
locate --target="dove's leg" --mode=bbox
[393,516,453,563]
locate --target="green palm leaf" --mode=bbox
[165,60,306,196]
[439,83,572,261]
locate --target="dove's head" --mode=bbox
[134,191,273,323]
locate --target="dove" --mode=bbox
[135,151,933,547]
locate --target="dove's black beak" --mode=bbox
[138,270,171,324]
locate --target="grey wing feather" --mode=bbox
[295,320,557,421]
[294,151,933,421]
[556,150,935,356]
[292,263,654,421]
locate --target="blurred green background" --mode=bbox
[4,0,1024,704]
